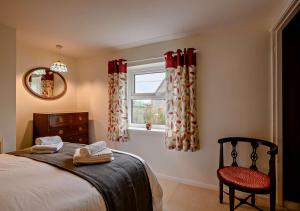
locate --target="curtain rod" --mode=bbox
[125,49,199,65]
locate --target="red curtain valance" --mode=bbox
[41,71,54,81]
[108,59,127,74]
[164,48,196,69]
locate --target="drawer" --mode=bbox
[72,135,89,144]
[72,113,88,125]
[60,136,73,143]
[49,114,72,127]
[72,124,88,135]
[48,127,72,137]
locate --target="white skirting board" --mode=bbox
[156,172,218,191]
[0,137,3,153]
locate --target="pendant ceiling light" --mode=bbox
[50,44,68,73]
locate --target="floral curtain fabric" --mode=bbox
[41,71,54,97]
[164,48,199,151]
[107,59,128,142]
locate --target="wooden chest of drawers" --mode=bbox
[33,112,89,145]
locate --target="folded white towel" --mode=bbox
[92,148,113,157]
[73,156,114,165]
[79,141,107,157]
[73,148,113,165]
[31,142,63,154]
[35,136,62,145]
[32,150,58,154]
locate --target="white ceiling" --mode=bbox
[0,0,288,58]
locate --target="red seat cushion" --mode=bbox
[217,166,270,191]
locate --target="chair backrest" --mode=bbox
[218,137,278,178]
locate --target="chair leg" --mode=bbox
[270,190,276,211]
[229,187,235,211]
[219,181,223,203]
[251,193,255,206]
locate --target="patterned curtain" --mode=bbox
[164,48,199,151]
[107,59,128,142]
[41,71,54,97]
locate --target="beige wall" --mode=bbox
[76,20,272,187]
[76,52,112,142]
[0,24,16,152]
[16,41,78,149]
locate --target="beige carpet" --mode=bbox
[158,177,286,211]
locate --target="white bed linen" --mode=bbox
[0,151,163,211]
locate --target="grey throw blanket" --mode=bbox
[11,143,153,211]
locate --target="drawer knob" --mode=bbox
[59,130,64,135]
[78,127,83,131]
[58,117,64,123]
[79,138,83,142]
[78,116,82,121]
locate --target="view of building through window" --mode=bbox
[132,99,166,125]
[134,72,166,93]
[130,68,166,127]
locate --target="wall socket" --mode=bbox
[0,137,3,154]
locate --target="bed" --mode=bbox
[0,143,163,211]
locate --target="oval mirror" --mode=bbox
[24,67,67,100]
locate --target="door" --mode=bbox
[283,10,300,203]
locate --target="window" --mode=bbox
[128,62,166,130]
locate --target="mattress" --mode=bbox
[0,150,163,211]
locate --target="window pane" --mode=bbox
[135,72,166,94]
[132,99,166,125]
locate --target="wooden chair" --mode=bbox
[217,137,278,211]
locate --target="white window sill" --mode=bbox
[128,127,165,133]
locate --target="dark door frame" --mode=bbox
[271,0,300,208]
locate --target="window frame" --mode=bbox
[127,62,166,130]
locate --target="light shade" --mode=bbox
[50,61,68,73]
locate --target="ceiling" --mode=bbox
[0,0,288,58]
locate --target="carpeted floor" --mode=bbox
[158,177,287,211]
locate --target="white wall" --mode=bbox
[0,24,16,152]
[76,20,273,187]
[16,41,78,149]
